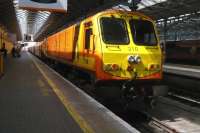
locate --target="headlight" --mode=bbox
[128,55,141,64]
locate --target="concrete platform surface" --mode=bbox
[0,52,139,133]
[0,52,82,133]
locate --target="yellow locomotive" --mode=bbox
[30,9,162,102]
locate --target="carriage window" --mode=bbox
[129,19,157,46]
[85,28,92,49]
[100,17,129,44]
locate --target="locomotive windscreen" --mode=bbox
[129,19,157,46]
[100,17,129,44]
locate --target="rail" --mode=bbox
[149,116,179,133]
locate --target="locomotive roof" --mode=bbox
[47,9,155,37]
[87,9,154,22]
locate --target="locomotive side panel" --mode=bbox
[55,34,60,58]
[58,30,66,59]
[47,35,56,57]
[46,25,77,63]
[64,26,75,60]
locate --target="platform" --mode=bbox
[164,64,200,79]
[0,52,139,133]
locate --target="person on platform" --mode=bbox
[11,46,16,57]
[0,43,7,57]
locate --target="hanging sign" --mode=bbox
[18,0,68,12]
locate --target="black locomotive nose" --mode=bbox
[31,0,57,3]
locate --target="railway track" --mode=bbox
[127,94,200,133]
[122,109,180,133]
[164,64,200,101]
[164,64,200,108]
[168,93,200,108]
[145,114,179,133]
[166,83,200,103]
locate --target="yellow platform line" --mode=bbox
[30,54,94,133]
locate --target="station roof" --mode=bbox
[34,0,126,41]
[34,0,200,41]
[1,0,200,41]
[0,0,21,40]
[139,0,200,20]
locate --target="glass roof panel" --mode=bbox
[14,0,50,40]
[138,0,167,10]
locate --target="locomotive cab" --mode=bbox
[97,11,162,83]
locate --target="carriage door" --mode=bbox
[83,22,94,67]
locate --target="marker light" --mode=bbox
[104,64,120,71]
[112,64,120,71]
[148,64,160,70]
[127,65,133,71]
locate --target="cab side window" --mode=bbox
[85,28,92,50]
